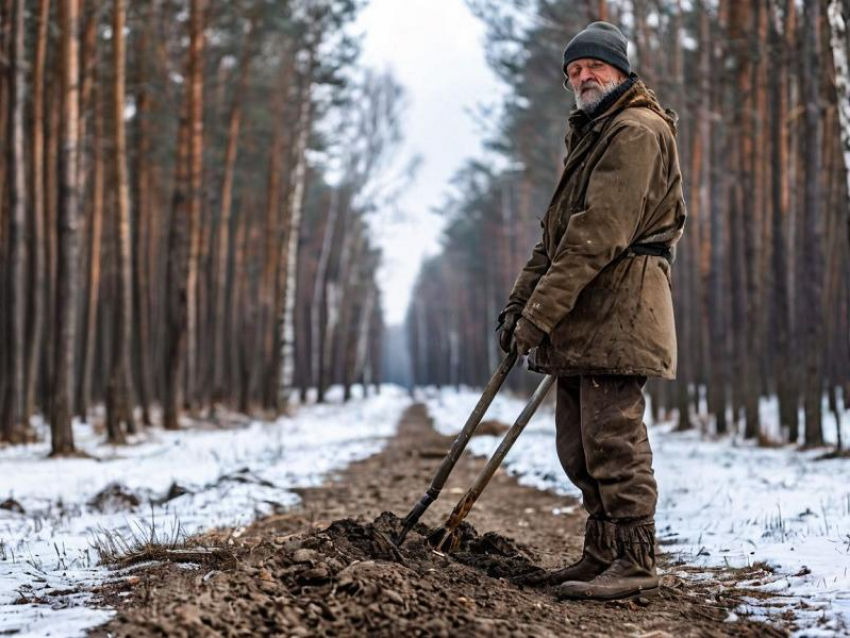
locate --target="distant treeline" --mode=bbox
[0,0,402,453]
[408,0,850,446]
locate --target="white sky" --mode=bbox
[354,0,505,325]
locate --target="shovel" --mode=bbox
[394,349,519,546]
[426,373,555,553]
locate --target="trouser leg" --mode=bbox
[555,375,604,518]
[555,375,660,600]
[579,375,657,521]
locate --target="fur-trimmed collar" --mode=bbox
[568,74,679,139]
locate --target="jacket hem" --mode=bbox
[527,359,675,380]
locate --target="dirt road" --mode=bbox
[92,404,791,637]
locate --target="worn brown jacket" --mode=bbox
[506,78,686,379]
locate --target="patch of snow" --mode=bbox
[421,386,850,637]
[0,385,411,637]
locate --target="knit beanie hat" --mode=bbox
[563,22,631,77]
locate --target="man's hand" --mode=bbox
[496,309,520,353]
[513,318,546,355]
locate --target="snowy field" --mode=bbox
[421,384,850,637]
[0,386,411,638]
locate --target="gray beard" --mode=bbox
[575,79,621,113]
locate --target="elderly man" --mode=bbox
[499,22,685,600]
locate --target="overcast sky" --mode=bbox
[354,0,505,325]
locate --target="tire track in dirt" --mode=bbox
[91,404,791,637]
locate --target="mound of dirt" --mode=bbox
[94,404,791,638]
[98,512,564,637]
[88,483,141,513]
[0,497,25,514]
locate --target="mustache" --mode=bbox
[579,79,601,92]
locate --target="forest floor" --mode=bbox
[91,404,796,637]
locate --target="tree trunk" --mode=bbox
[76,75,105,423]
[311,187,340,398]
[256,76,287,409]
[768,0,798,442]
[185,0,205,412]
[212,11,257,401]
[51,0,82,456]
[24,0,51,427]
[276,59,315,409]
[2,0,26,442]
[230,201,249,411]
[709,5,729,435]
[42,61,61,418]
[802,0,825,446]
[828,0,850,248]
[105,0,133,444]
[351,285,377,397]
[131,0,155,426]
[163,98,191,431]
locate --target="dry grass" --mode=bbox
[91,510,236,569]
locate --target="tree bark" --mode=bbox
[276,56,315,409]
[311,187,340,398]
[802,0,825,446]
[131,0,156,426]
[163,101,190,431]
[212,11,258,401]
[767,0,798,442]
[185,0,205,412]
[51,0,82,456]
[105,0,133,444]
[24,0,51,427]
[2,0,26,442]
[77,75,105,424]
[828,0,850,248]
[709,3,729,435]
[42,60,61,418]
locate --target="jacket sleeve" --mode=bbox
[504,217,550,314]
[521,123,665,334]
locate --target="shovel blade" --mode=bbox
[426,525,462,554]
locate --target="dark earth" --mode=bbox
[90,404,795,637]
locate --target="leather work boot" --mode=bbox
[555,520,658,600]
[513,517,616,587]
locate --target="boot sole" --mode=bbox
[556,585,660,601]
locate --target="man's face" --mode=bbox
[565,58,626,111]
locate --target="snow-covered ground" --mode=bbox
[0,386,411,638]
[420,384,850,637]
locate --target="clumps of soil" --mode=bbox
[95,405,795,638]
[0,497,25,514]
[155,481,193,504]
[452,529,538,579]
[88,483,141,512]
[815,448,850,461]
[99,512,559,637]
[473,420,510,437]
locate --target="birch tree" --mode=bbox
[828,0,850,243]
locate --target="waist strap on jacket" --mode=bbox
[625,242,673,263]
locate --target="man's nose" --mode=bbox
[579,68,597,84]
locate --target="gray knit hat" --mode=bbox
[563,22,630,77]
